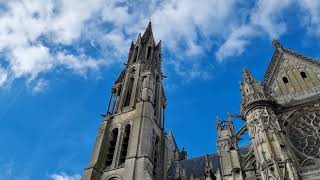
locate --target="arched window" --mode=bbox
[108,177,120,180]
[124,76,134,107]
[300,71,307,79]
[132,46,139,63]
[119,124,131,165]
[106,128,118,167]
[282,77,289,84]
[147,46,152,60]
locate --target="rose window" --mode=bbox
[288,109,320,159]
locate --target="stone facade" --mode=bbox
[82,23,320,180]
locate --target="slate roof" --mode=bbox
[167,153,220,180]
[167,147,251,180]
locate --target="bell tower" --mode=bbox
[82,22,167,180]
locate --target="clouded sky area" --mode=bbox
[1,0,320,179]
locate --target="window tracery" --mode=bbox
[287,109,320,165]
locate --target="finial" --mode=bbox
[242,68,254,83]
[156,40,162,49]
[227,112,231,120]
[205,154,210,166]
[226,113,234,127]
[130,41,135,50]
[272,39,283,53]
[216,116,221,125]
[135,33,142,44]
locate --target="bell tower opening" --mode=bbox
[105,128,119,168]
[124,75,134,107]
[119,124,131,165]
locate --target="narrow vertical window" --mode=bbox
[154,76,159,116]
[152,136,159,177]
[113,85,122,113]
[124,77,134,107]
[282,77,289,84]
[106,128,118,167]
[133,46,139,63]
[119,124,131,165]
[300,71,307,79]
[147,46,152,60]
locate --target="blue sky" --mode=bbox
[1,0,320,179]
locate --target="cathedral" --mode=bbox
[82,23,320,180]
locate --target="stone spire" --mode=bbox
[155,40,161,51]
[242,68,254,83]
[272,39,283,53]
[130,41,135,50]
[142,21,155,45]
[240,68,267,113]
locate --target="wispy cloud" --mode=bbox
[298,0,320,37]
[216,0,293,61]
[30,79,48,94]
[50,172,81,180]
[0,67,8,87]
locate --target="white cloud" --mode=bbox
[151,0,239,56]
[31,79,48,94]
[50,172,81,180]
[0,67,8,87]
[49,0,103,44]
[298,0,320,37]
[10,45,52,79]
[0,0,107,89]
[216,25,254,61]
[250,0,292,38]
[56,53,107,76]
[1,0,320,88]
[216,0,294,61]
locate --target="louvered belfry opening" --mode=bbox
[132,46,139,63]
[124,76,134,107]
[147,46,152,60]
[119,124,131,165]
[105,128,118,167]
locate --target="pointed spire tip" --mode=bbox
[272,39,283,52]
[242,67,254,82]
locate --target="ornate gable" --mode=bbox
[264,40,320,105]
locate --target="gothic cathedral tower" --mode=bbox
[82,22,167,180]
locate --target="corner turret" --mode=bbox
[240,68,267,114]
[216,116,244,180]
